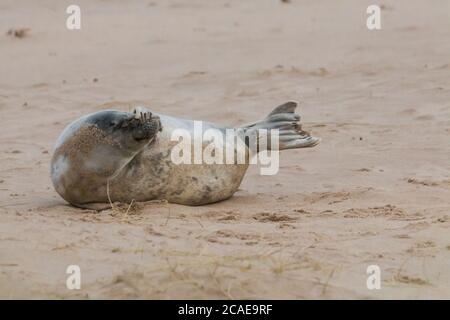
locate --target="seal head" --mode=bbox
[51,109,161,206]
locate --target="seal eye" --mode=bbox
[110,120,119,127]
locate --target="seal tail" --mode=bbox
[239,101,320,150]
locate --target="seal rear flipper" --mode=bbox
[240,101,320,150]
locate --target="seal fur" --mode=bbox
[51,101,319,209]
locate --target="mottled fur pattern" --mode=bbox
[51,102,319,209]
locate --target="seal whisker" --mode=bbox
[106,179,115,211]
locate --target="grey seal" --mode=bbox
[51,101,320,209]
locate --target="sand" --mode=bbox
[0,0,449,299]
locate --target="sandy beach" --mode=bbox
[0,0,449,299]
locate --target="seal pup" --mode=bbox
[51,101,320,209]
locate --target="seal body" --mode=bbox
[108,113,249,206]
[51,102,319,208]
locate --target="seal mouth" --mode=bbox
[130,110,161,141]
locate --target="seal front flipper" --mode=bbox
[239,101,321,150]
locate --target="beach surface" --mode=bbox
[0,0,449,299]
